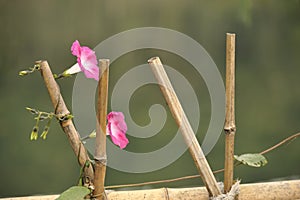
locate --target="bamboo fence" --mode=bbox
[11,33,300,200]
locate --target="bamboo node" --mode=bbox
[224,126,236,134]
[95,157,107,166]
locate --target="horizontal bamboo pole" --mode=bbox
[3,180,300,200]
[148,57,221,197]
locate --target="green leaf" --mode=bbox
[234,153,268,167]
[56,186,90,200]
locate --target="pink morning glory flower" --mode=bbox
[66,40,99,81]
[107,111,129,149]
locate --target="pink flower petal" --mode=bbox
[107,112,129,149]
[71,40,99,81]
[71,40,81,57]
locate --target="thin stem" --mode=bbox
[148,57,221,197]
[224,33,236,193]
[81,130,96,142]
[81,135,91,142]
[93,59,110,200]
[105,175,201,189]
[260,132,300,155]
[104,167,228,189]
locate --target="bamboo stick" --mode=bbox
[93,59,110,199]
[148,57,222,197]
[38,60,94,185]
[224,33,236,193]
[5,180,300,200]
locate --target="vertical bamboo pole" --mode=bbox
[38,60,94,186]
[224,33,236,193]
[148,57,222,197]
[93,59,110,199]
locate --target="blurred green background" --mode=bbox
[1,0,300,197]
